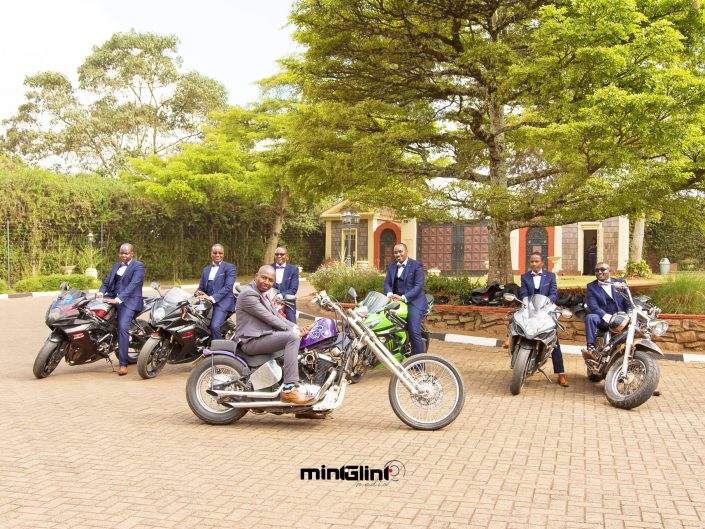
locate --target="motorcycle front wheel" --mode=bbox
[510,344,532,395]
[604,350,660,409]
[33,337,66,379]
[388,354,464,431]
[136,336,170,379]
[186,356,248,425]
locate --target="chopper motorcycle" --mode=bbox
[33,282,156,378]
[185,288,465,430]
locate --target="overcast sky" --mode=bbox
[0,0,299,123]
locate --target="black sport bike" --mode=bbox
[33,282,156,378]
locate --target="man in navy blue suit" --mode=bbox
[195,244,236,340]
[519,252,569,387]
[97,243,144,376]
[582,262,630,362]
[383,243,427,356]
[271,246,299,323]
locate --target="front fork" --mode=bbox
[619,307,639,377]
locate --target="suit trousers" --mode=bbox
[585,314,610,345]
[210,306,228,340]
[240,331,301,384]
[407,304,425,355]
[116,304,137,366]
[551,343,565,374]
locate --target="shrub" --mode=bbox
[0,278,7,294]
[13,274,100,293]
[424,275,483,305]
[648,273,705,315]
[625,259,652,278]
[679,258,703,271]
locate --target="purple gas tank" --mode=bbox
[299,318,337,349]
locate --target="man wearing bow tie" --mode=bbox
[582,262,630,362]
[383,243,427,356]
[518,252,569,387]
[270,246,299,323]
[96,243,144,376]
[195,244,237,340]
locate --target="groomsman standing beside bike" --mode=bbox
[519,252,569,387]
[195,244,236,339]
[97,243,144,376]
[384,243,427,356]
[271,246,299,323]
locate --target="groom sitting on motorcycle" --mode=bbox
[519,253,569,387]
[582,262,630,362]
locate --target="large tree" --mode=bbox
[2,31,228,176]
[288,0,705,281]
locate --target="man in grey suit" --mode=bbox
[234,265,313,405]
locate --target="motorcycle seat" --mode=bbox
[209,339,284,367]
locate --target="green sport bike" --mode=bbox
[348,290,433,383]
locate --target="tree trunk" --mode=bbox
[630,214,646,262]
[263,189,289,265]
[487,219,514,284]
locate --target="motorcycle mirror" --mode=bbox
[59,281,69,291]
[503,292,517,302]
[150,281,161,295]
[348,287,357,302]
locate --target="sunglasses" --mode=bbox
[274,253,286,256]
[594,267,609,273]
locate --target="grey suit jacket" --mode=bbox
[234,281,295,343]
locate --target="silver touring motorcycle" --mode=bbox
[186,289,465,430]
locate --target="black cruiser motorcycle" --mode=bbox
[33,282,156,378]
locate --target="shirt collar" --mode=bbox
[531,269,543,276]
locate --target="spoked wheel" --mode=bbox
[128,320,152,365]
[136,336,171,379]
[388,354,464,431]
[510,344,532,395]
[186,356,248,425]
[604,350,660,409]
[33,338,67,379]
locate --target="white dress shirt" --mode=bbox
[531,270,542,290]
[275,264,286,285]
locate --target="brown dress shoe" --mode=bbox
[557,373,569,387]
[281,386,314,405]
[581,348,600,363]
[117,366,128,376]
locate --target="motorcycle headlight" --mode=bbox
[525,324,538,338]
[46,307,61,324]
[152,306,166,323]
[647,319,668,337]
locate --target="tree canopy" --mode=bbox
[2,31,228,176]
[287,0,705,281]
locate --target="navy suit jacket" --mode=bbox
[99,260,145,312]
[586,278,630,319]
[197,261,236,312]
[271,262,299,298]
[384,258,426,311]
[519,270,558,303]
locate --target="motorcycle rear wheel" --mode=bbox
[604,350,660,409]
[510,344,532,395]
[127,320,151,365]
[388,354,464,431]
[33,337,66,379]
[136,336,170,379]
[186,356,248,425]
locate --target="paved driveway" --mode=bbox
[1,296,704,529]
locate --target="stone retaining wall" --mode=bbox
[426,306,705,353]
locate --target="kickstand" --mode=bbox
[106,354,116,372]
[537,366,553,384]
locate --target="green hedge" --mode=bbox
[309,262,483,305]
[13,274,100,293]
[648,273,705,315]
[0,279,8,294]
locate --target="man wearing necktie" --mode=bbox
[383,243,427,356]
[195,244,237,340]
[270,246,299,323]
[96,243,144,376]
[582,262,630,361]
[519,252,569,387]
